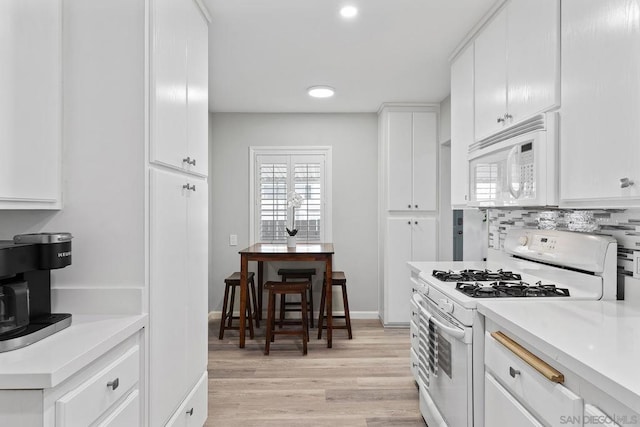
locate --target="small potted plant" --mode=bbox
[286,191,304,248]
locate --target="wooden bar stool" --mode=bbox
[277,268,316,328]
[318,271,353,339]
[264,281,310,355]
[218,272,258,340]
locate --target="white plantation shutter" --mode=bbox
[255,153,326,243]
[258,160,288,242]
[293,160,322,242]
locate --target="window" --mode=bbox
[250,147,332,244]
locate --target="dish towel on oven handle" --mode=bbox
[418,308,431,389]
[428,317,439,378]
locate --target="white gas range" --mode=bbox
[407,228,619,427]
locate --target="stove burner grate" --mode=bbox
[454,280,571,298]
[433,269,522,282]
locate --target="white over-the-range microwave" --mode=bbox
[468,112,558,207]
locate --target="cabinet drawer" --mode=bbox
[485,332,582,426]
[56,345,140,427]
[410,320,419,353]
[95,389,140,427]
[410,348,419,382]
[166,371,208,427]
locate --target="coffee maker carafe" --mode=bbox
[0,232,72,352]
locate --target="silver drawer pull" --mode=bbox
[182,183,196,191]
[620,177,634,188]
[509,367,520,378]
[107,378,120,390]
[186,408,194,416]
[182,157,196,166]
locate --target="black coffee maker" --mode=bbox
[0,232,72,352]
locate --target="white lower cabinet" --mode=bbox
[95,390,140,427]
[166,371,208,427]
[484,331,582,427]
[55,345,140,427]
[485,372,542,427]
[383,218,437,325]
[150,168,208,426]
[0,332,142,427]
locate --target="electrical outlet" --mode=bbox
[229,234,238,246]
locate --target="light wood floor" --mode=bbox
[206,318,426,427]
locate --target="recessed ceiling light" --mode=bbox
[307,86,335,98]
[340,5,358,19]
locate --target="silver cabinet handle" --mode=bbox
[509,367,520,378]
[182,157,196,166]
[183,183,196,191]
[504,113,513,120]
[408,204,412,208]
[415,204,418,208]
[407,221,411,225]
[186,408,194,416]
[414,221,418,225]
[497,116,505,123]
[620,177,634,188]
[107,378,120,390]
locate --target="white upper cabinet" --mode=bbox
[559,0,640,207]
[151,0,208,177]
[450,43,474,207]
[474,0,559,141]
[474,8,507,141]
[384,108,438,212]
[0,0,61,209]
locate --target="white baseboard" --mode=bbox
[208,310,379,321]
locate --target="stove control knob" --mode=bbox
[518,236,528,246]
[439,299,454,313]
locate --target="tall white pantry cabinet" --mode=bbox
[378,104,439,326]
[150,0,210,426]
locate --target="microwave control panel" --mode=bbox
[519,142,535,198]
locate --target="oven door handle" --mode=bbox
[424,309,465,340]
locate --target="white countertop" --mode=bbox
[0,314,147,389]
[477,300,640,412]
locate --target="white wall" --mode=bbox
[209,113,379,316]
[0,0,146,296]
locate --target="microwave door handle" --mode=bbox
[506,146,521,200]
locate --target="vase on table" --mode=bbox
[287,235,296,248]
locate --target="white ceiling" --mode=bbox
[205,0,496,113]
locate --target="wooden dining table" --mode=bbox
[238,243,335,349]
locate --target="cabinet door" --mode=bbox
[411,218,437,262]
[185,176,208,387]
[507,0,559,124]
[474,8,507,141]
[0,0,61,209]
[151,0,188,171]
[165,372,208,427]
[450,43,474,206]
[185,3,208,177]
[412,112,438,211]
[149,169,189,427]
[385,218,413,324]
[485,373,543,427]
[387,112,413,211]
[560,0,640,206]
